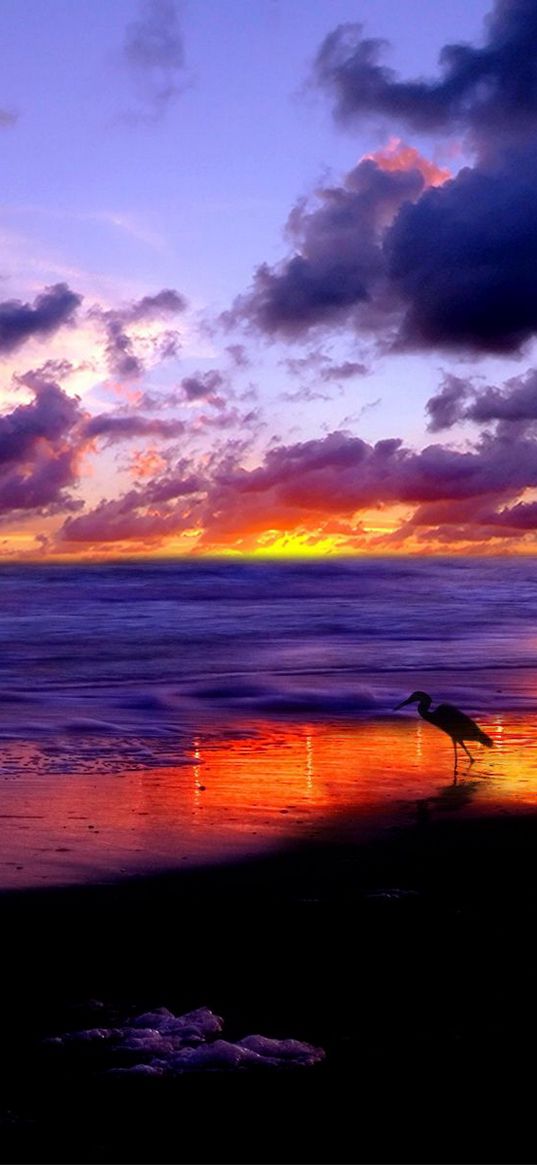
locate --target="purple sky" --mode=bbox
[3,0,537,557]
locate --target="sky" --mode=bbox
[3,0,537,558]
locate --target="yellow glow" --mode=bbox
[9,494,537,561]
[252,532,342,557]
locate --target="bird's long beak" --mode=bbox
[394,698,411,710]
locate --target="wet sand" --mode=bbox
[1,712,536,888]
[2,803,537,1164]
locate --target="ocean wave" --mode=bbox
[190,680,378,714]
[0,558,536,760]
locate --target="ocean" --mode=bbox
[0,556,536,884]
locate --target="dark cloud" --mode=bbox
[234,145,537,352]
[426,368,537,431]
[100,317,143,378]
[320,360,367,381]
[181,371,225,404]
[230,3,537,356]
[489,499,537,529]
[426,375,472,431]
[313,1,537,152]
[207,428,537,521]
[229,157,424,338]
[2,370,81,465]
[136,369,226,412]
[191,403,262,434]
[0,284,82,355]
[83,413,185,445]
[393,490,537,544]
[50,415,537,549]
[123,288,187,323]
[189,422,537,551]
[147,470,203,503]
[91,288,186,378]
[61,497,184,544]
[60,469,202,545]
[0,365,85,516]
[386,152,537,352]
[123,0,186,120]
[24,358,77,382]
[284,350,367,382]
[466,369,537,424]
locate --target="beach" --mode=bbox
[1,556,537,889]
[2,807,537,1163]
[5,0,537,1158]
[1,558,537,1162]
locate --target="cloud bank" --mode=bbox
[229,2,537,356]
[313,0,537,153]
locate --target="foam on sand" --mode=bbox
[46,1005,325,1075]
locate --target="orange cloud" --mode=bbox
[129,446,167,479]
[365,137,451,188]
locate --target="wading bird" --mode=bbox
[395,691,493,772]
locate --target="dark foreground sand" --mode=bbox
[1,808,537,1165]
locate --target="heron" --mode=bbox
[395,691,493,771]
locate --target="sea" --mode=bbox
[1,556,536,885]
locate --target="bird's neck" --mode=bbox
[417,698,433,719]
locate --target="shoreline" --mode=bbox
[1,807,537,1163]
[1,708,535,892]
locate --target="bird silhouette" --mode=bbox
[395,691,493,773]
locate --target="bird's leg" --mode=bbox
[452,740,458,782]
[461,741,475,764]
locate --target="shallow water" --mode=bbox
[1,557,537,886]
[0,711,536,887]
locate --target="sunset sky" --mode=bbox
[3,0,537,558]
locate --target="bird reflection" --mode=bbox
[414,775,482,830]
[395,691,493,779]
[433,778,482,810]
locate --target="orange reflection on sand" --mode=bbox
[2,712,537,886]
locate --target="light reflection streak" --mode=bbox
[1,713,537,887]
[192,736,203,814]
[494,716,505,748]
[305,730,314,793]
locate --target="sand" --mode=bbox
[0,805,537,1164]
[1,712,536,890]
